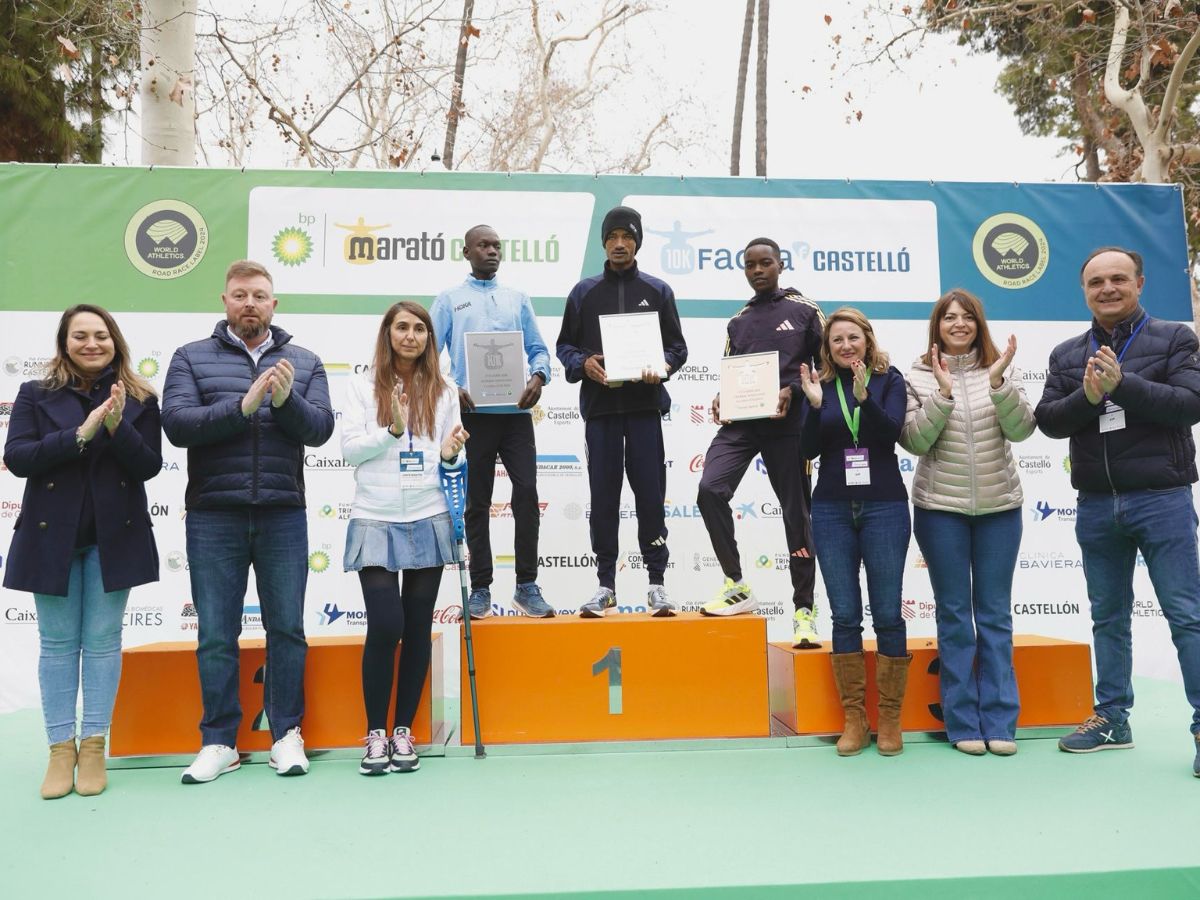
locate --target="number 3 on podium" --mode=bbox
[592,647,623,714]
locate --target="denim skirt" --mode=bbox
[343,514,458,572]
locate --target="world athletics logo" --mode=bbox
[972,212,1049,290]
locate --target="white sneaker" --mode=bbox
[181,744,240,784]
[269,726,309,776]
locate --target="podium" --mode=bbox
[459,613,771,745]
[110,634,444,757]
[768,634,1094,735]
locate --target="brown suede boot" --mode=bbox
[831,651,870,756]
[876,653,912,756]
[75,735,108,796]
[41,739,76,799]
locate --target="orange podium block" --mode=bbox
[769,634,1093,735]
[111,634,443,757]
[460,613,770,744]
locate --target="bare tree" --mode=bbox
[730,0,755,176]
[441,0,475,168]
[140,0,198,165]
[754,0,768,176]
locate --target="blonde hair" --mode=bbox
[225,259,273,286]
[43,305,156,401]
[818,307,890,383]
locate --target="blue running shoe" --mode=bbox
[513,582,554,618]
[1058,715,1133,753]
[467,587,492,620]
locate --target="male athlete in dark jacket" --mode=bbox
[697,238,824,647]
[556,206,688,617]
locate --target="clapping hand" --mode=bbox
[103,381,126,434]
[930,345,953,399]
[850,359,870,402]
[390,385,409,435]
[271,359,294,408]
[242,367,275,416]
[1092,346,1123,395]
[441,423,470,461]
[799,363,823,409]
[989,335,1017,389]
[78,397,114,445]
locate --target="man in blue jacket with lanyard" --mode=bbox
[1037,246,1200,773]
[556,206,688,617]
[163,260,335,784]
[431,224,554,619]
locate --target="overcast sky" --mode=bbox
[111,0,1072,183]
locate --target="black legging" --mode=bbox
[359,566,443,732]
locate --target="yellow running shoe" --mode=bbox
[701,578,758,616]
[792,606,821,648]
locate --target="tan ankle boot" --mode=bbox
[41,739,77,799]
[75,735,108,796]
[876,653,912,756]
[831,651,870,756]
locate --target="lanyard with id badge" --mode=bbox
[398,429,426,488]
[1091,316,1148,434]
[837,373,872,486]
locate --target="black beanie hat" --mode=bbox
[601,206,643,250]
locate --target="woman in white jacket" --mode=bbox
[342,301,468,776]
[901,289,1035,757]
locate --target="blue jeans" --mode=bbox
[33,546,129,745]
[914,507,1021,743]
[811,500,911,658]
[1076,487,1200,735]
[186,507,309,746]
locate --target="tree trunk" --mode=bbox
[754,0,768,176]
[140,0,197,166]
[730,0,754,176]
[442,0,475,170]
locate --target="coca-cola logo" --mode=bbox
[432,605,463,624]
[689,454,705,473]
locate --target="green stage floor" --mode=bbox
[2,676,1199,899]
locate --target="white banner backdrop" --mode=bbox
[0,311,1192,714]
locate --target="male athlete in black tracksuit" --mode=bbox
[556,206,688,617]
[697,237,825,647]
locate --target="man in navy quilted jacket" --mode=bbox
[162,260,335,784]
[1037,246,1200,773]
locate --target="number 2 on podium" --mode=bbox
[592,647,623,714]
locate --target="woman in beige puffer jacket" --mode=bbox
[901,288,1036,758]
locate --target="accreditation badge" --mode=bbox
[1099,401,1126,434]
[399,450,426,487]
[844,448,871,486]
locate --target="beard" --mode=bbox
[228,312,271,342]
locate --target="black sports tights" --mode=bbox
[358,565,443,732]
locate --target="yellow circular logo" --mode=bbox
[124,199,209,279]
[972,212,1049,289]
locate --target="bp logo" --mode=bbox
[124,199,209,279]
[308,550,331,573]
[272,227,313,267]
[972,212,1049,289]
[137,357,160,378]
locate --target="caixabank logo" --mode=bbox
[972,212,1049,290]
[125,200,209,279]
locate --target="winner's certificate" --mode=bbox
[598,312,667,382]
[465,331,525,406]
[720,352,780,421]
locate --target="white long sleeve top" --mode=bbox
[340,370,463,523]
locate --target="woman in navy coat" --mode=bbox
[3,305,161,798]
